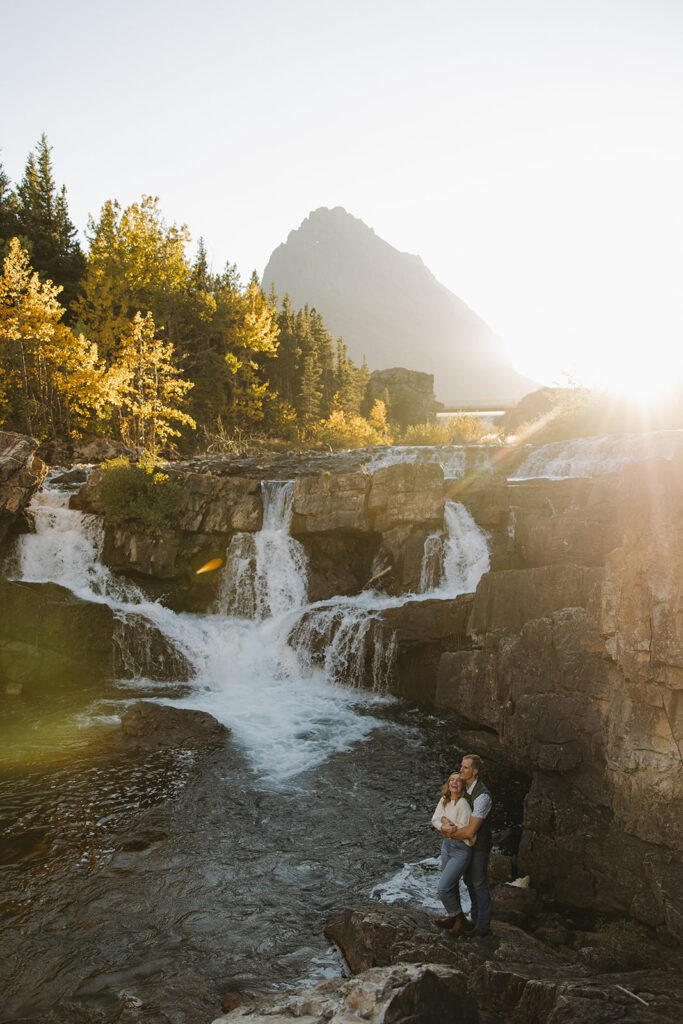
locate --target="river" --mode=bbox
[0,466,526,1023]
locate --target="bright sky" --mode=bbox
[2,0,682,395]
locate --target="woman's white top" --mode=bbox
[431,795,474,846]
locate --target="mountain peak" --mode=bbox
[263,209,535,405]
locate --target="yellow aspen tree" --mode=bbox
[0,237,64,434]
[116,311,195,452]
[75,197,191,356]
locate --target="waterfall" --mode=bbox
[218,480,308,619]
[418,501,490,596]
[288,597,399,694]
[12,474,379,783]
[11,473,490,783]
[511,429,683,480]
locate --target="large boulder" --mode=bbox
[212,963,474,1024]
[119,701,229,748]
[0,431,46,547]
[0,579,115,694]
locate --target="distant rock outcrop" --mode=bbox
[366,367,441,427]
[262,206,536,405]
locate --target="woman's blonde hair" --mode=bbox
[440,773,464,805]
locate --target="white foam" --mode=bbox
[370,856,472,914]
[511,429,683,480]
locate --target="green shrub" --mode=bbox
[401,414,494,445]
[96,457,184,529]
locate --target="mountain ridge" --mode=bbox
[262,206,536,405]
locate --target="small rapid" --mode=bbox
[510,428,683,480]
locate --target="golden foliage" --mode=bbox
[115,311,195,452]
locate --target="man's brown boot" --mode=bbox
[434,915,457,928]
[448,912,468,936]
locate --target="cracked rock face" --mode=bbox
[0,430,46,547]
[436,454,683,938]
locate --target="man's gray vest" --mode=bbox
[466,777,493,853]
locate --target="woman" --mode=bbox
[431,772,473,935]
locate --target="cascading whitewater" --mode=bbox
[13,474,378,783]
[218,480,308,619]
[288,597,399,694]
[290,499,490,692]
[365,445,468,480]
[418,500,490,595]
[511,429,683,480]
[11,472,491,778]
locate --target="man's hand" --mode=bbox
[441,822,459,839]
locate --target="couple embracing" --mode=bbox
[431,753,492,937]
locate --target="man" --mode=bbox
[440,753,492,937]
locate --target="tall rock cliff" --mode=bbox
[262,207,536,405]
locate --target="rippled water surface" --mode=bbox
[0,690,526,1023]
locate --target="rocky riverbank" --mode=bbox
[1,429,682,1022]
[210,902,683,1023]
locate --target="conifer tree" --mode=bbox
[309,308,335,416]
[15,135,84,316]
[0,160,20,256]
[333,338,357,415]
[295,309,322,427]
[270,294,299,405]
[221,276,280,428]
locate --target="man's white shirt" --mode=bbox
[467,781,492,820]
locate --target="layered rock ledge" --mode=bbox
[212,903,683,1024]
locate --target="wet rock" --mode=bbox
[491,880,539,928]
[322,904,683,1023]
[212,963,474,1024]
[0,579,115,693]
[292,468,369,533]
[103,521,181,579]
[288,595,472,698]
[301,531,381,601]
[119,701,229,748]
[50,465,89,487]
[367,462,443,533]
[113,615,194,682]
[376,594,473,703]
[0,430,47,547]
